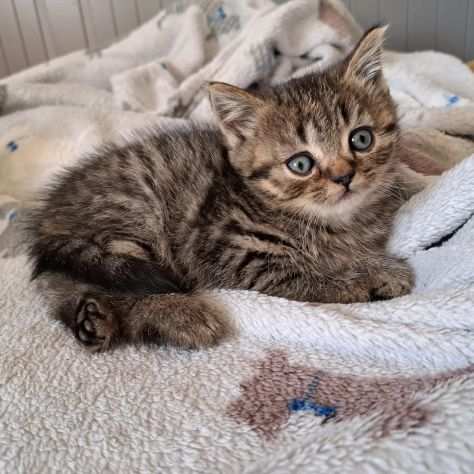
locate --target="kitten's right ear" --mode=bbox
[208,82,265,147]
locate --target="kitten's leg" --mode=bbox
[43,279,234,352]
[310,257,414,302]
[257,258,413,304]
[367,256,414,300]
[76,293,234,352]
[258,268,373,304]
[87,293,233,352]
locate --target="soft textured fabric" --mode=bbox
[1,1,474,473]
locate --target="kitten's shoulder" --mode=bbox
[132,121,223,152]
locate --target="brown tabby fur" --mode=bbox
[26,28,414,352]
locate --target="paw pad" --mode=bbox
[75,299,114,351]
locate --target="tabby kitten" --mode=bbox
[27,27,413,352]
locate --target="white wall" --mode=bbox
[343,0,474,59]
[0,0,164,78]
[0,0,473,79]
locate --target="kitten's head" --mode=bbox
[209,27,399,222]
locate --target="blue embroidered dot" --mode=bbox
[8,210,17,221]
[7,141,18,152]
[216,6,226,19]
[448,95,459,106]
[288,399,336,418]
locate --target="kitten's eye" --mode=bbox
[349,127,374,152]
[286,153,315,176]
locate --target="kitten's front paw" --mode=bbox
[335,285,372,304]
[75,298,118,352]
[370,259,414,301]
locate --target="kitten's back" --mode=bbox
[25,125,225,294]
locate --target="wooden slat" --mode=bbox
[36,0,88,57]
[350,0,380,30]
[407,0,438,51]
[136,0,161,23]
[437,0,469,59]
[14,0,49,66]
[0,39,10,78]
[341,0,352,10]
[1,0,474,80]
[34,0,57,58]
[111,0,140,37]
[379,0,408,50]
[79,0,117,51]
[465,0,474,59]
[0,0,28,73]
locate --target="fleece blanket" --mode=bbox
[1,1,474,473]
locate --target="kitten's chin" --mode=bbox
[326,192,365,218]
[283,184,379,225]
[318,183,382,222]
[290,194,364,226]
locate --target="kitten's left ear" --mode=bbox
[344,26,387,84]
[208,82,265,147]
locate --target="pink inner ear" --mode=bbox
[319,0,357,40]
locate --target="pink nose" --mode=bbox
[326,160,355,188]
[329,170,355,188]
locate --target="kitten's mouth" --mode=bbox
[326,186,360,206]
[338,189,355,202]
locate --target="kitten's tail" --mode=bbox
[28,236,183,295]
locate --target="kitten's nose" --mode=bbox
[330,170,355,188]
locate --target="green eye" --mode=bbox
[286,153,315,176]
[350,127,374,152]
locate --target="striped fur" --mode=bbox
[25,28,413,352]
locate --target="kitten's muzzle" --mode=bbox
[325,160,355,190]
[329,169,355,190]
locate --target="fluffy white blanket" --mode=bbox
[1,1,474,473]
